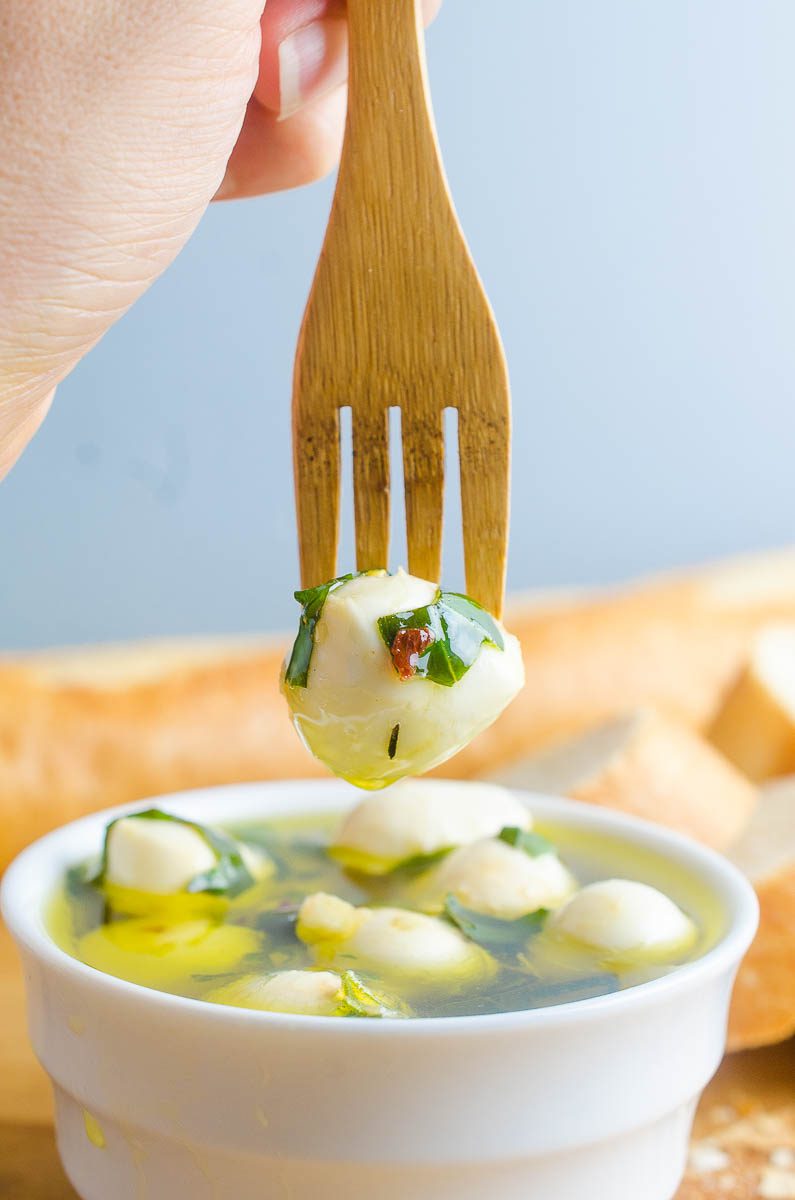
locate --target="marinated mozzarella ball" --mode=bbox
[281,570,524,787]
[297,893,492,983]
[105,815,265,895]
[106,817,216,893]
[424,837,577,919]
[332,779,531,873]
[297,891,360,942]
[550,880,697,959]
[206,970,343,1016]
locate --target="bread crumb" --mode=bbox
[688,1142,732,1173]
[771,1150,795,1169]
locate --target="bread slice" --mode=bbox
[3,546,795,869]
[709,625,795,781]
[727,777,795,1052]
[485,708,758,851]
[678,1037,795,1199]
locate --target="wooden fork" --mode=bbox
[292,0,511,617]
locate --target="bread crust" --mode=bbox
[709,626,795,781]
[727,866,795,1052]
[727,779,795,1053]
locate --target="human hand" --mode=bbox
[0,0,441,478]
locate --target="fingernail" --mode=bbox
[278,19,348,121]
[214,169,237,202]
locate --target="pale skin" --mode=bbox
[0,0,441,480]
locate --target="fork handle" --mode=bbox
[343,0,446,204]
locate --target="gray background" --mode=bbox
[3,1,795,649]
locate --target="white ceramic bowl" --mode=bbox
[1,781,758,1200]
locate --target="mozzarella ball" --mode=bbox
[424,837,577,918]
[332,779,531,873]
[281,570,524,787]
[105,815,266,895]
[550,879,697,959]
[297,893,492,983]
[297,892,359,942]
[106,817,217,894]
[206,970,343,1016]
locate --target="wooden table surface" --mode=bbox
[1,921,792,1200]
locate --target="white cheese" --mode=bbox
[282,570,524,787]
[106,817,218,894]
[297,892,359,942]
[105,815,267,895]
[332,778,531,872]
[550,879,697,958]
[424,837,577,918]
[207,970,343,1016]
[296,893,492,982]
[343,907,490,978]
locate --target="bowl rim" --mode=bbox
[0,779,759,1037]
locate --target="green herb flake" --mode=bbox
[387,723,400,760]
[90,809,256,898]
[442,592,504,650]
[388,846,453,877]
[497,826,554,857]
[284,572,361,688]
[254,904,301,947]
[444,895,548,959]
[377,590,504,688]
[340,971,408,1018]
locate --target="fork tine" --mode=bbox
[352,406,390,571]
[458,402,510,617]
[403,406,445,584]
[293,402,341,588]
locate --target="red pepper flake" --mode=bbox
[390,627,434,680]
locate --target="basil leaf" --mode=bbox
[497,827,554,857]
[340,971,408,1018]
[388,846,453,877]
[331,844,453,879]
[90,809,255,898]
[442,592,504,651]
[377,590,504,688]
[65,865,109,935]
[432,969,619,1016]
[284,572,362,688]
[516,972,620,1009]
[253,903,301,948]
[444,895,548,959]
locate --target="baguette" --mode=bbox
[709,625,795,781]
[3,546,795,868]
[485,708,757,851]
[727,777,795,1052]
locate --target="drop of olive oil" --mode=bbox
[82,1109,106,1149]
[48,811,724,1019]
